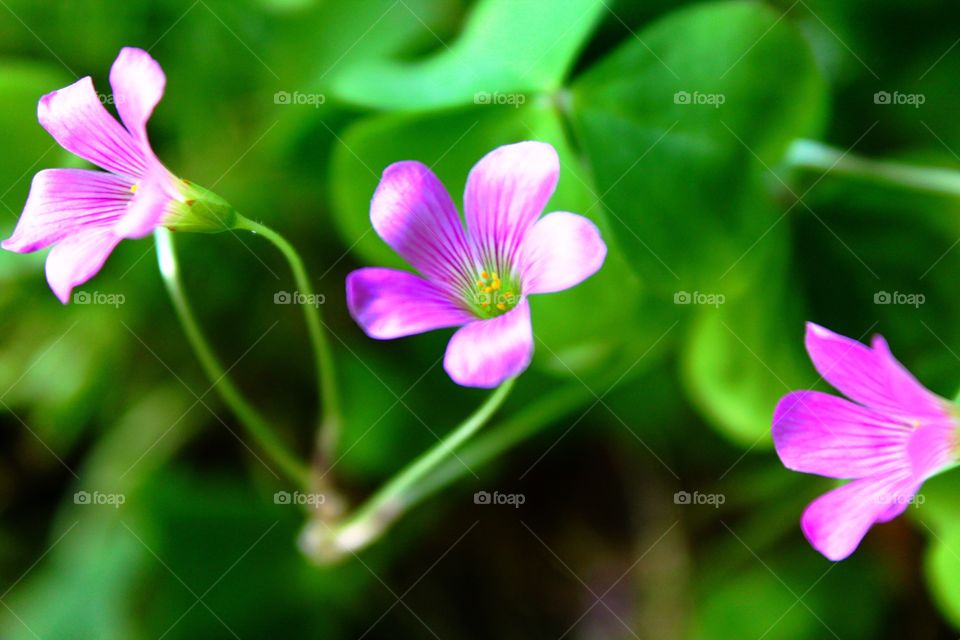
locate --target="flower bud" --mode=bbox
[164,179,238,233]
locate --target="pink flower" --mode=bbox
[772,323,958,561]
[2,47,233,303]
[346,141,607,388]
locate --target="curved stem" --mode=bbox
[155,227,309,487]
[234,216,343,463]
[301,378,516,562]
[787,139,960,197]
[409,382,594,506]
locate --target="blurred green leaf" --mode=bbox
[0,518,146,640]
[681,231,810,446]
[571,0,826,292]
[692,549,883,640]
[0,60,72,226]
[926,525,960,631]
[329,0,605,110]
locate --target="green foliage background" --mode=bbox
[0,0,958,637]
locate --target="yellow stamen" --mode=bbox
[130,184,139,194]
[491,280,501,290]
[496,303,506,311]
[481,271,489,280]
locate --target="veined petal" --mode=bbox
[45,226,121,304]
[370,161,475,292]
[801,473,920,561]
[2,169,130,253]
[444,299,533,388]
[38,76,147,178]
[520,211,607,294]
[114,173,178,239]
[346,267,473,339]
[109,47,165,144]
[464,141,558,273]
[805,323,948,421]
[773,391,913,480]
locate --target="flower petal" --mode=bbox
[801,474,919,561]
[114,174,177,239]
[805,323,947,421]
[346,267,473,339]
[2,169,131,253]
[109,47,165,143]
[45,227,121,304]
[38,76,147,178]
[444,299,533,388]
[464,141,559,272]
[520,211,607,294]
[370,161,475,292]
[772,391,913,479]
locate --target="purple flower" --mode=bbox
[2,47,233,303]
[346,141,607,388]
[772,322,958,561]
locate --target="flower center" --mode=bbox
[468,270,521,319]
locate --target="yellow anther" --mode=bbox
[476,280,486,288]
[483,286,492,294]
[481,271,489,280]
[130,183,139,194]
[491,280,501,290]
[492,272,499,280]
[496,303,506,311]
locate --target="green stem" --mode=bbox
[234,216,343,463]
[301,378,516,562]
[155,227,309,487]
[409,382,594,506]
[787,139,960,197]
